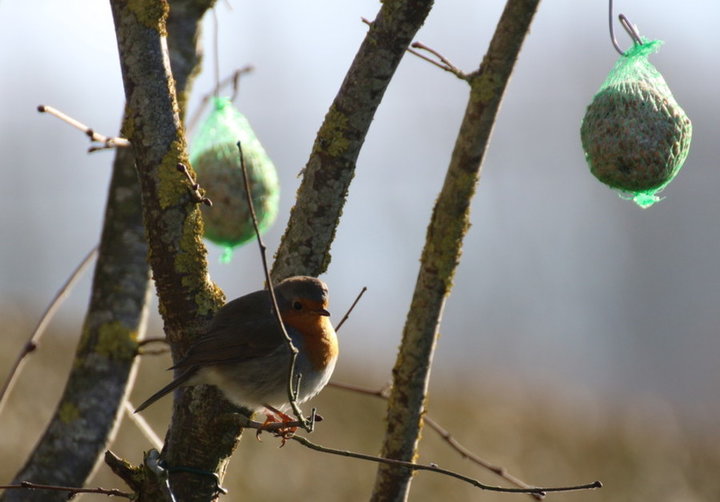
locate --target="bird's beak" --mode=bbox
[318,308,331,317]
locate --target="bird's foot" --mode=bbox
[255,405,297,447]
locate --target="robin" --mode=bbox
[135,276,338,429]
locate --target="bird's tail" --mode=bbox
[134,367,197,413]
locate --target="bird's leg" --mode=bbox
[255,404,298,447]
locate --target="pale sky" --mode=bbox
[1,0,719,426]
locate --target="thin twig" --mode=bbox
[138,347,170,356]
[0,481,132,499]
[237,141,311,432]
[334,286,367,332]
[328,380,542,499]
[212,7,220,98]
[291,435,601,495]
[137,337,168,347]
[0,246,98,416]
[186,66,254,132]
[37,105,131,152]
[360,18,467,80]
[422,415,542,500]
[328,380,391,398]
[409,41,469,80]
[123,401,164,451]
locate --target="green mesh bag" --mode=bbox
[190,97,280,261]
[580,40,692,208]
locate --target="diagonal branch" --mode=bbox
[3,126,150,502]
[0,247,98,416]
[371,1,542,500]
[270,0,435,280]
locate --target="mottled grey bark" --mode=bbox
[271,0,435,280]
[3,3,217,501]
[3,135,151,502]
[370,1,541,501]
[109,2,247,501]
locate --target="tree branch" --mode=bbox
[371,1,541,500]
[2,122,150,502]
[270,0,435,280]
[109,2,237,501]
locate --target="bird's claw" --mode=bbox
[255,408,298,447]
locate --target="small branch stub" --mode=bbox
[177,163,213,207]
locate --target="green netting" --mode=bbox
[580,40,692,208]
[190,97,280,261]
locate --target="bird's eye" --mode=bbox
[293,301,303,310]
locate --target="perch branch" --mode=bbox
[292,435,601,495]
[109,2,231,500]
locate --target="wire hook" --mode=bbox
[609,0,643,55]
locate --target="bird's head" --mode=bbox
[276,276,331,322]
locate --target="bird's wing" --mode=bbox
[172,291,289,369]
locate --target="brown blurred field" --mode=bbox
[1,306,719,501]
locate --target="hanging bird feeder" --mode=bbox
[580,4,692,208]
[190,96,280,261]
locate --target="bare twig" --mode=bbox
[360,18,467,80]
[135,336,168,356]
[37,105,131,152]
[0,481,132,499]
[138,347,170,356]
[292,435,601,495]
[123,401,164,451]
[186,66,254,132]
[329,380,390,398]
[334,286,367,332]
[176,163,212,206]
[328,380,542,499]
[409,41,469,80]
[0,246,98,416]
[237,141,311,432]
[422,416,543,499]
[137,337,168,347]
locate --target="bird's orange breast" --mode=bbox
[284,314,338,371]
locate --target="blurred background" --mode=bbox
[1,1,719,500]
